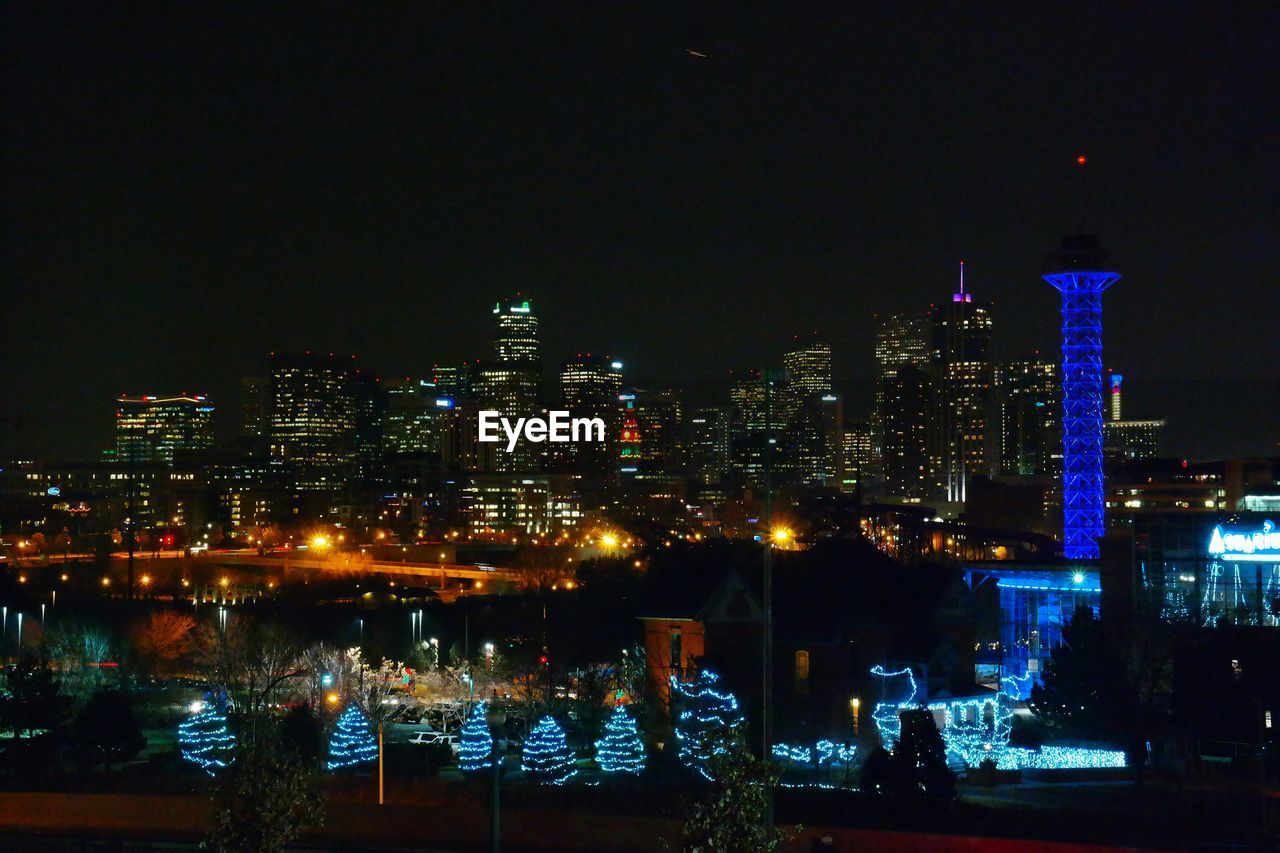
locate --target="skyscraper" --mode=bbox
[1043,235,1119,560]
[269,352,360,491]
[685,406,731,486]
[874,313,932,376]
[619,387,682,478]
[383,378,442,456]
[841,421,875,492]
[350,369,386,483]
[432,363,473,401]
[478,297,542,472]
[792,392,843,488]
[557,354,623,478]
[729,368,787,488]
[929,264,995,503]
[997,359,1061,477]
[781,334,832,421]
[493,295,539,363]
[873,312,932,496]
[879,367,932,500]
[560,355,623,411]
[115,395,214,465]
[239,377,270,438]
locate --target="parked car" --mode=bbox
[408,730,460,754]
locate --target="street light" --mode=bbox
[485,705,508,853]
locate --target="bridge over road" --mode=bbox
[206,550,522,587]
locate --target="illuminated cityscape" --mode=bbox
[2,6,1278,852]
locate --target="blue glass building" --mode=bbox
[1043,236,1119,560]
[966,565,1102,697]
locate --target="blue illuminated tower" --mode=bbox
[1043,236,1119,559]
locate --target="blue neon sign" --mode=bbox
[1208,520,1280,562]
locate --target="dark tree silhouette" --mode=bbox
[893,709,955,800]
[860,711,955,801]
[70,688,146,770]
[0,659,68,738]
[1029,606,1137,742]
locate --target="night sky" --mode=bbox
[4,3,1278,460]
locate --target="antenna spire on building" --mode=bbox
[953,260,971,303]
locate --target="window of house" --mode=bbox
[794,649,810,693]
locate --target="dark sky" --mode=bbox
[4,3,1278,461]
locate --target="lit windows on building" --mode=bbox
[493,296,539,364]
[115,395,214,466]
[269,353,361,491]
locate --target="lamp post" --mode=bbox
[485,706,507,853]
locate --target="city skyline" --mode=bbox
[4,281,1271,464]
[2,8,1279,849]
[4,5,1278,462]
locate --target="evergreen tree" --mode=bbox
[594,704,645,775]
[326,704,378,771]
[178,703,236,775]
[521,715,576,785]
[887,709,955,800]
[70,688,146,770]
[671,670,744,779]
[0,659,68,738]
[279,704,324,766]
[207,716,324,853]
[1029,606,1136,741]
[458,702,495,774]
[682,736,785,852]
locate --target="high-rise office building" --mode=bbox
[493,295,539,363]
[477,298,542,472]
[879,367,932,501]
[239,377,270,438]
[997,359,1061,477]
[782,334,832,423]
[728,368,788,489]
[873,312,932,496]
[474,363,541,473]
[269,352,360,491]
[619,387,682,476]
[792,392,843,488]
[115,395,215,465]
[841,421,875,492]
[874,313,932,376]
[929,265,995,503]
[560,355,623,411]
[433,363,473,401]
[351,370,386,483]
[685,406,731,486]
[384,378,449,456]
[557,355,623,478]
[1104,419,1165,462]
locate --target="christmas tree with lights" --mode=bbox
[458,702,495,774]
[521,715,576,785]
[671,670,743,779]
[326,704,378,771]
[594,704,645,775]
[178,704,235,775]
